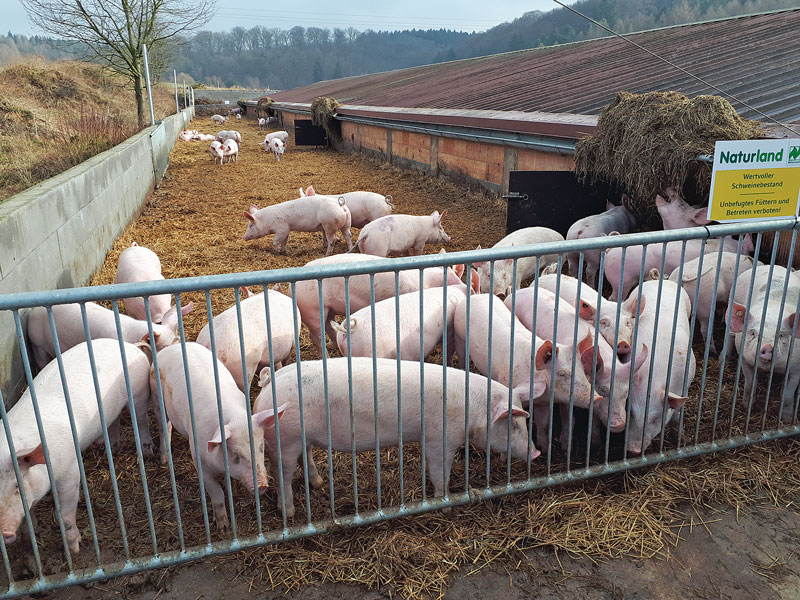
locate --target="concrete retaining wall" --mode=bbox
[0,107,194,405]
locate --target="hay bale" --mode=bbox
[257,96,274,118]
[574,91,763,228]
[311,96,341,142]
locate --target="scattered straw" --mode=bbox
[574,91,764,228]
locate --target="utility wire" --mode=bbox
[551,0,799,136]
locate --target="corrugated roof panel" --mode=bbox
[271,10,800,123]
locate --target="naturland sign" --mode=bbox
[708,138,800,222]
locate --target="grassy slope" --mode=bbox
[0,56,178,202]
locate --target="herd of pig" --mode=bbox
[178,114,288,165]
[2,150,797,559]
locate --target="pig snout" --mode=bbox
[2,532,16,545]
[257,477,269,492]
[760,344,774,362]
[617,341,631,355]
[627,443,643,456]
[609,415,626,432]
[530,447,541,461]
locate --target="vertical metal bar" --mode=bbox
[289,282,313,523]
[691,241,717,445]
[232,288,263,533]
[173,70,179,113]
[394,271,405,505]
[343,277,359,516]
[174,296,212,543]
[204,291,238,537]
[546,261,559,474]
[486,262,496,485]
[142,44,156,126]
[79,303,130,560]
[110,301,158,555]
[618,245,636,463]
[463,263,473,489]
[586,250,606,467]
[562,254,579,471]
[369,274,382,510]
[418,271,427,502]
[507,260,519,482]
[315,279,335,519]
[441,273,449,497]
[529,256,541,476]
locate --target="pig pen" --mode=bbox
[2,118,800,599]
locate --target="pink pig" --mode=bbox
[243,195,353,255]
[301,186,393,228]
[114,242,172,323]
[355,211,451,257]
[655,187,711,229]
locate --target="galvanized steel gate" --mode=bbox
[0,218,798,597]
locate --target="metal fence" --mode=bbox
[0,218,798,597]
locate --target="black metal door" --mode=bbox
[294,119,328,146]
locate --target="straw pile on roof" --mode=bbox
[574,91,763,228]
[257,96,274,117]
[311,96,341,142]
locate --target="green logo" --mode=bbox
[789,145,800,164]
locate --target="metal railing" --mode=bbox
[0,217,798,597]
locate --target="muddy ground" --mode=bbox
[7,117,800,599]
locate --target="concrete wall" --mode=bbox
[333,118,574,195]
[0,108,193,406]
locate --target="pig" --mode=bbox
[255,358,535,518]
[728,265,800,421]
[258,117,266,129]
[114,242,172,323]
[355,211,451,257]
[243,195,353,256]
[215,130,241,144]
[330,272,476,363]
[454,293,598,411]
[668,252,755,355]
[222,139,239,163]
[535,273,645,357]
[152,343,286,531]
[195,133,216,142]
[267,138,285,161]
[602,234,753,302]
[655,187,711,230]
[295,253,466,353]
[235,113,242,121]
[0,339,151,553]
[210,141,224,165]
[262,131,289,145]
[27,301,194,371]
[625,280,695,455]
[472,227,565,297]
[301,186,394,228]
[565,198,639,288]
[210,114,228,125]
[178,130,197,141]
[208,140,225,164]
[196,288,299,391]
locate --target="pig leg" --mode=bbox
[585,262,598,290]
[266,436,299,518]
[558,404,572,452]
[201,468,230,531]
[322,226,337,256]
[779,370,800,424]
[106,416,121,450]
[533,403,552,454]
[340,224,353,251]
[305,447,324,489]
[133,390,155,456]
[272,227,290,254]
[741,362,756,407]
[58,466,82,554]
[445,328,456,367]
[424,443,456,497]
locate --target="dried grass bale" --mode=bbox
[257,96,274,118]
[574,91,763,228]
[311,96,341,141]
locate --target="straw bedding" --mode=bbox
[6,117,800,598]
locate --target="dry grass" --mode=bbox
[0,56,177,202]
[3,117,799,598]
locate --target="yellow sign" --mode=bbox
[708,139,800,222]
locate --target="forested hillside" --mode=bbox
[2,0,796,89]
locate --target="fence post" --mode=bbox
[142,44,156,126]
[173,70,179,114]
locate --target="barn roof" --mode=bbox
[269,9,800,124]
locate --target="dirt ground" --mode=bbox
[7,117,800,599]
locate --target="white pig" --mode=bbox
[295,253,466,353]
[301,186,394,228]
[210,114,228,125]
[0,339,151,553]
[668,252,755,355]
[626,280,695,454]
[473,226,565,297]
[27,301,194,370]
[196,288,299,391]
[655,187,711,230]
[216,130,241,144]
[355,211,450,257]
[258,118,266,129]
[243,196,353,255]
[330,272,477,364]
[152,343,286,530]
[268,138,285,161]
[565,198,638,287]
[262,131,289,144]
[222,139,239,163]
[210,141,224,165]
[256,358,535,518]
[195,133,216,142]
[114,242,172,323]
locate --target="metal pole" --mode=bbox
[142,44,156,126]
[173,69,179,113]
[183,80,187,110]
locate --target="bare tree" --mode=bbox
[21,0,216,128]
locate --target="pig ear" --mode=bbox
[139,331,160,347]
[783,312,800,337]
[469,269,480,294]
[258,366,272,388]
[534,340,553,370]
[430,210,440,221]
[729,302,747,333]
[180,302,194,316]
[666,392,687,410]
[491,403,529,424]
[207,427,232,453]
[624,293,646,316]
[306,186,315,196]
[440,209,447,219]
[452,263,465,280]
[606,200,615,211]
[692,208,711,226]
[16,444,46,468]
[244,211,256,222]
[577,299,595,321]
[240,286,252,298]
[253,403,288,430]
[131,241,139,247]
[578,332,601,376]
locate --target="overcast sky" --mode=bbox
[2,0,576,36]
